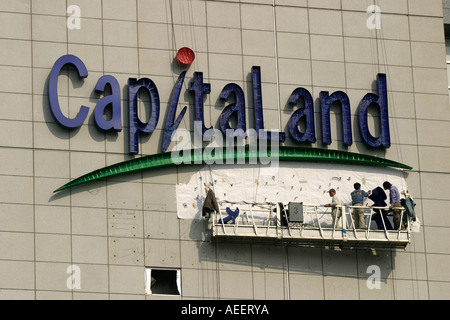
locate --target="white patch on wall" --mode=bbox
[176,162,408,220]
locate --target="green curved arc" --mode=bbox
[54,146,413,193]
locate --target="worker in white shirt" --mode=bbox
[325,189,342,229]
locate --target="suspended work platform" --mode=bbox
[207,201,411,249]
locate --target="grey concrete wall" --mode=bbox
[0,0,449,300]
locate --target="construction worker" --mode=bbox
[350,183,370,229]
[325,189,342,229]
[383,181,404,230]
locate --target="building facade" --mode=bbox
[0,0,449,300]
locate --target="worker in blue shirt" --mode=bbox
[383,181,404,230]
[350,183,370,229]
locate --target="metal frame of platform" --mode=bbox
[207,201,411,249]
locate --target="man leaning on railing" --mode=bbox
[383,181,404,230]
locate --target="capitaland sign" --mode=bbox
[49,54,407,193]
[49,54,391,155]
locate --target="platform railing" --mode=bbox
[209,201,411,247]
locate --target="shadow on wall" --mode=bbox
[188,219,396,283]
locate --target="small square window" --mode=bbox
[145,268,181,296]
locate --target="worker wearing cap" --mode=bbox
[325,189,342,229]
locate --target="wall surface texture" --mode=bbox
[0,0,449,300]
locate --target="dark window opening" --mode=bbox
[148,269,180,296]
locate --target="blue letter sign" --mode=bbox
[94,75,122,132]
[190,72,212,138]
[47,55,392,154]
[128,78,161,154]
[288,87,316,143]
[162,71,188,152]
[359,74,391,148]
[219,83,247,137]
[252,66,286,142]
[48,54,89,128]
[320,91,352,146]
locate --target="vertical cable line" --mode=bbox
[320,247,326,299]
[240,2,263,206]
[65,0,75,300]
[169,1,195,298]
[278,0,297,298]
[405,0,429,300]
[272,0,282,134]
[285,245,290,300]
[373,2,408,296]
[170,0,184,299]
[340,0,361,299]
[308,0,328,298]
[30,0,37,300]
[377,28,404,165]
[169,0,196,129]
[169,0,177,69]
[203,1,220,299]
[100,0,111,299]
[187,0,197,79]
[135,0,148,300]
[371,0,380,81]
[374,0,406,166]
[340,0,350,150]
[306,0,315,128]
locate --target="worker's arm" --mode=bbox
[327,200,337,207]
